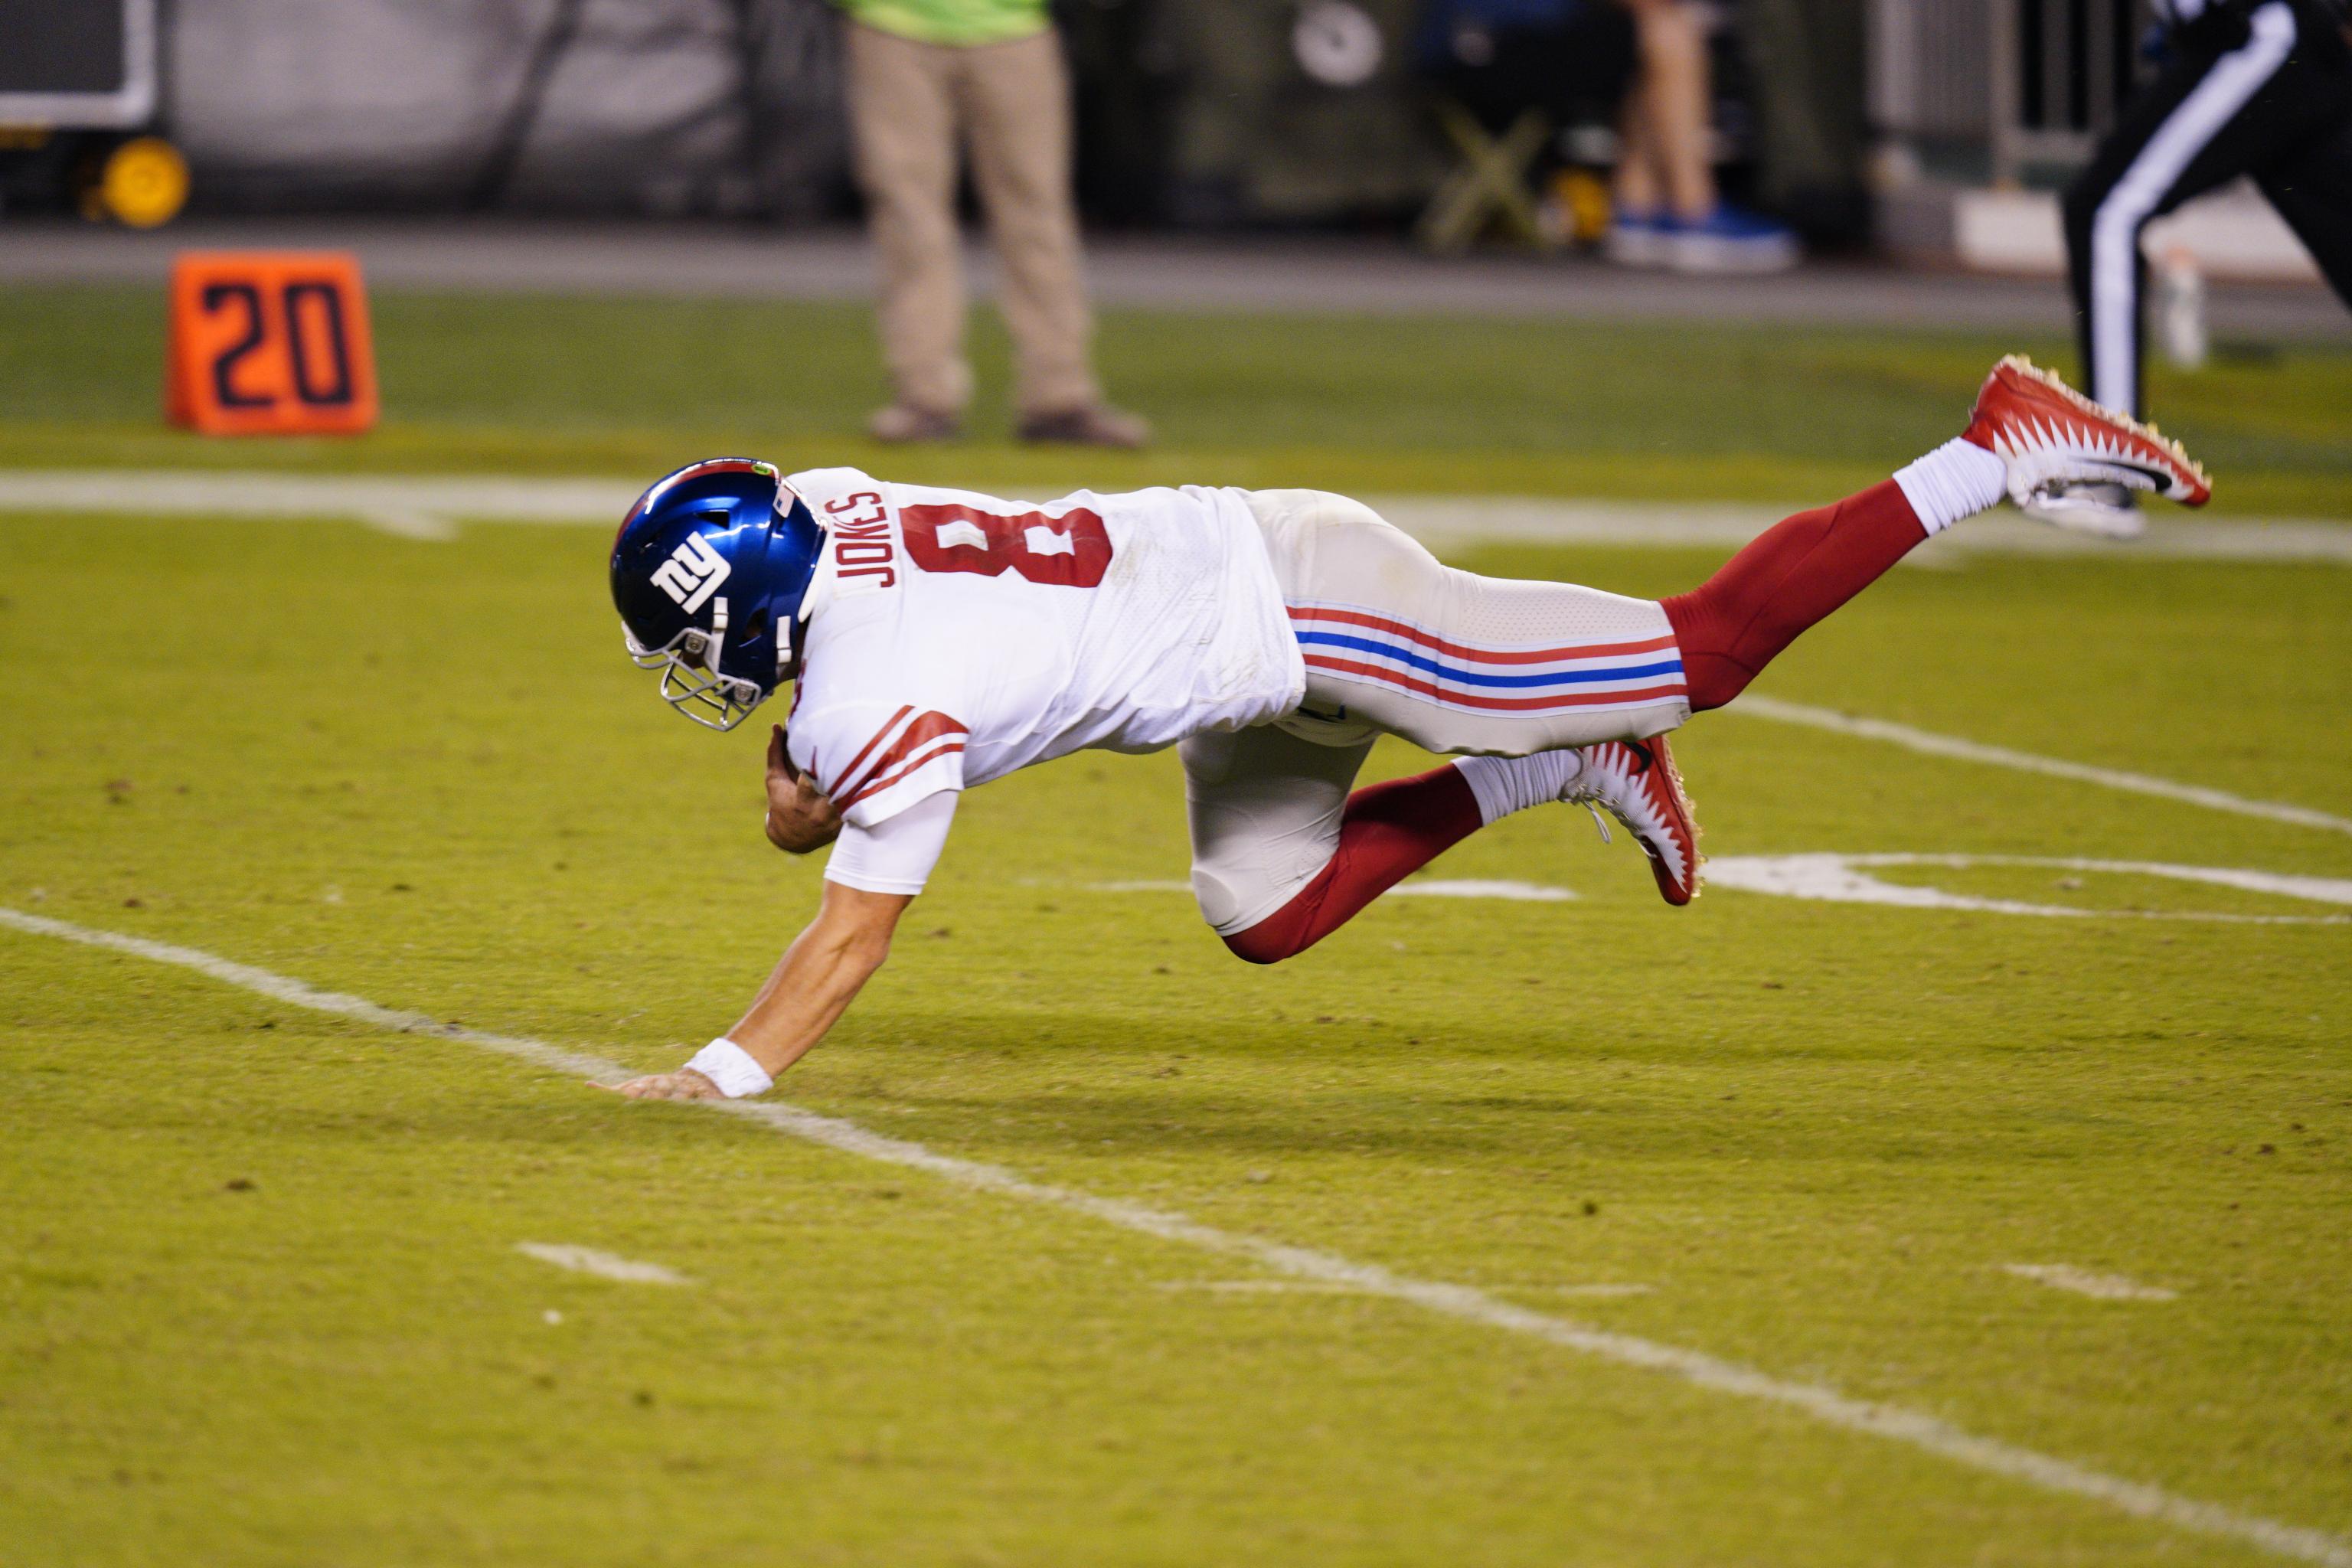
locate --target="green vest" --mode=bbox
[840,0,1050,47]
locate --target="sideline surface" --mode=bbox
[3,469,2348,562]
[3,903,2347,1568]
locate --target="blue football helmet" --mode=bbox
[611,458,827,731]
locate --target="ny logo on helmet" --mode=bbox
[650,534,731,614]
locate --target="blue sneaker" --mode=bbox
[1604,208,1671,268]
[1667,204,1800,274]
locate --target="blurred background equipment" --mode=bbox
[0,0,186,226]
[1153,0,1445,227]
[165,0,846,217]
[0,0,2327,292]
[1740,0,1868,246]
[1057,0,1181,226]
[1413,0,1638,250]
[1870,0,2133,192]
[0,0,1880,260]
[1870,0,2331,286]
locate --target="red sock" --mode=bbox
[1661,480,1928,712]
[1223,765,1485,965]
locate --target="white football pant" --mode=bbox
[1183,489,1690,935]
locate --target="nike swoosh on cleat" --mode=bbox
[2105,461,2182,488]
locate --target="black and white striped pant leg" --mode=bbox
[2062,1,2306,416]
[2256,113,2352,306]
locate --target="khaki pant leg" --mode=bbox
[1246,488,1691,756]
[845,23,971,413]
[1181,724,1375,936]
[959,29,1099,415]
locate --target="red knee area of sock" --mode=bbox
[1219,766,1484,965]
[1222,903,1316,965]
[1663,480,1925,711]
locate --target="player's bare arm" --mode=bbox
[763,724,840,853]
[602,880,911,1099]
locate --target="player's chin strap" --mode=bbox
[624,596,766,732]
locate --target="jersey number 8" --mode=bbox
[902,503,1114,589]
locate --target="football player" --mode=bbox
[2047,0,2350,537]
[603,359,2207,1101]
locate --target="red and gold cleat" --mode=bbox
[1565,734,1701,906]
[1964,354,2210,510]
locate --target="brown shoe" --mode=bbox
[1016,403,1152,449]
[868,403,962,444]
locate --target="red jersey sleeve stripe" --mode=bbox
[841,740,966,811]
[825,704,916,800]
[837,710,967,805]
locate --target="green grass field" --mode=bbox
[2,283,2350,1566]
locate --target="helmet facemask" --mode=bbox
[624,595,773,732]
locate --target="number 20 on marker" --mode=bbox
[165,252,379,436]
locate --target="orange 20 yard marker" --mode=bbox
[165,252,378,436]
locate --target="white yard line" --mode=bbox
[0,470,635,541]
[1703,853,2352,924]
[515,1243,692,1285]
[1157,1279,1376,1295]
[3,905,2346,1567]
[1387,878,1577,902]
[2,470,2347,564]
[1157,1279,1651,1297]
[2005,1265,2179,1303]
[1732,696,2352,838]
[1092,859,2352,924]
[1368,496,2352,566]
[1082,878,1576,903]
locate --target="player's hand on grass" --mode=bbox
[599,1067,725,1101]
[763,724,841,854]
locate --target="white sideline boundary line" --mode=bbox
[1370,495,2352,567]
[1733,696,2352,838]
[3,906,2347,1566]
[5,470,2350,564]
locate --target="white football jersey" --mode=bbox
[781,467,1305,832]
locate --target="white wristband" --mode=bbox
[684,1037,774,1099]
